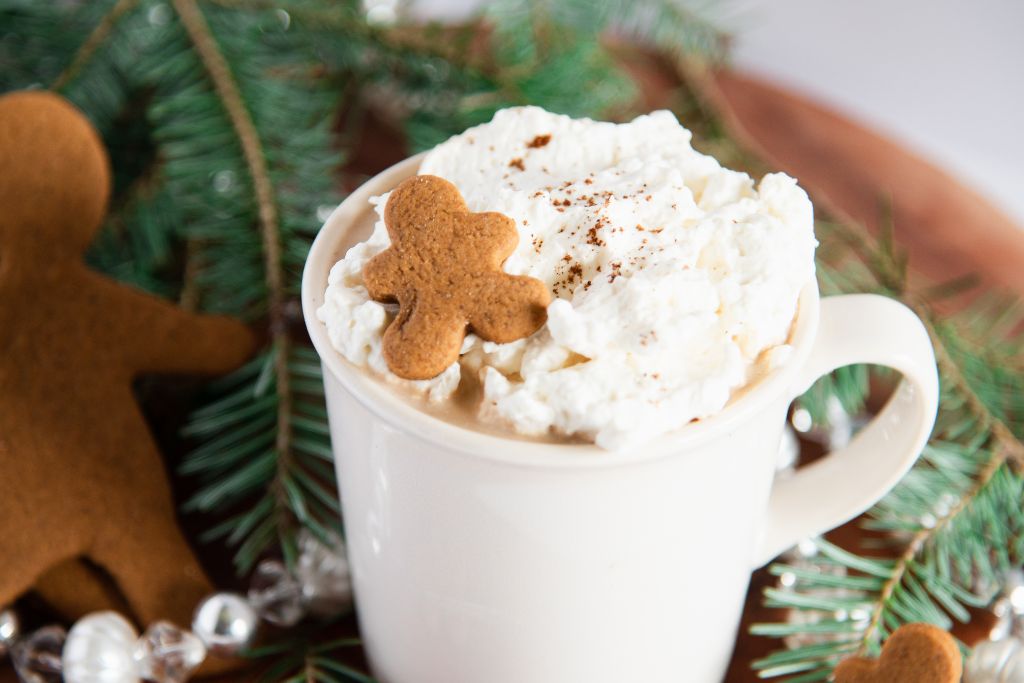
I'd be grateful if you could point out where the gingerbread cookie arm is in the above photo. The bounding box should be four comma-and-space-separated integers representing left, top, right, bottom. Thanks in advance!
467, 212, 519, 268
92, 274, 254, 375
362, 248, 404, 303
469, 273, 550, 344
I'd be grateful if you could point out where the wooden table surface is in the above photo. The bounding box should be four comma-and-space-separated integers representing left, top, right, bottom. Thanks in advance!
2, 66, 1020, 683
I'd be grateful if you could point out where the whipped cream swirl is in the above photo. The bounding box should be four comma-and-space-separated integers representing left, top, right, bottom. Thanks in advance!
318, 106, 816, 449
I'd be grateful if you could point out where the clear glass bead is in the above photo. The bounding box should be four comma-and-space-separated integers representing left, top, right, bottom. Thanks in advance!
248, 560, 304, 627
990, 570, 1024, 642
191, 593, 257, 656
992, 597, 1016, 641
134, 621, 206, 683
11, 626, 66, 683
295, 530, 353, 618
966, 637, 1024, 683
0, 608, 19, 657
774, 424, 799, 476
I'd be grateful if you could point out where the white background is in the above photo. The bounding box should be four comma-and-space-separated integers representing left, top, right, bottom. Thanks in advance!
410, 0, 1024, 229
721, 0, 1024, 228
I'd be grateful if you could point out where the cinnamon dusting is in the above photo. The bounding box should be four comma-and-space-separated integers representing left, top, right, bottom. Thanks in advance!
526, 134, 552, 148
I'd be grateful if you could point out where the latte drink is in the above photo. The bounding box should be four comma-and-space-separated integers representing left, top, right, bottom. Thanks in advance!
318, 106, 816, 450
302, 107, 938, 683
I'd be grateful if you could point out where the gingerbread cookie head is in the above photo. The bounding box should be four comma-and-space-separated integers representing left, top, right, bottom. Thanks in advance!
0, 91, 110, 257
362, 174, 551, 380
834, 623, 962, 683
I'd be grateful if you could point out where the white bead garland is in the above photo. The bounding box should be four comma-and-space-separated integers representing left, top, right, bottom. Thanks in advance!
62, 612, 140, 683
191, 593, 258, 655
0, 607, 19, 655
3, 533, 355, 681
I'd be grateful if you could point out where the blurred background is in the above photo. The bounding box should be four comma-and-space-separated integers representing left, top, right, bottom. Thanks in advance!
413, 0, 1024, 228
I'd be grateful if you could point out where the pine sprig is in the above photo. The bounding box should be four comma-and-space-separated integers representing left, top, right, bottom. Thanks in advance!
753, 445, 1023, 680
376, 0, 727, 150
659, 42, 1024, 682
51, 0, 141, 91
748, 218, 1024, 679
183, 345, 340, 572
0, 0, 114, 92
159, 0, 343, 570
246, 633, 373, 683
3, 0, 345, 571
487, 0, 727, 66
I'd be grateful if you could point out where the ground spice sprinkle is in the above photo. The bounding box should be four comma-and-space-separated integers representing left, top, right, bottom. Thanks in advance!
526, 134, 552, 148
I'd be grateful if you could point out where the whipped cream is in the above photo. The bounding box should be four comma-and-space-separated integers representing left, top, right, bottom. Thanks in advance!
318, 106, 816, 449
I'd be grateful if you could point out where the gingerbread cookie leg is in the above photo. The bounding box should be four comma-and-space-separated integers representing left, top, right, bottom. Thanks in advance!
0, 431, 98, 613
0, 501, 92, 617
90, 524, 245, 677
89, 492, 211, 627
75, 395, 214, 627
381, 299, 466, 380
33, 558, 132, 622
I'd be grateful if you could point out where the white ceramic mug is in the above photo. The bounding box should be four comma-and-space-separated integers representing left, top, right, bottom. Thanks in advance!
302, 155, 939, 683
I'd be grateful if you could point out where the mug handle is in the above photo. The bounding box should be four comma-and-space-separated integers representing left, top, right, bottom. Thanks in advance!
752, 294, 939, 567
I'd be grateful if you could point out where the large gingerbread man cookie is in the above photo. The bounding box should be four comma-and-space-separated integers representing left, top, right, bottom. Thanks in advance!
363, 174, 550, 380
0, 91, 254, 629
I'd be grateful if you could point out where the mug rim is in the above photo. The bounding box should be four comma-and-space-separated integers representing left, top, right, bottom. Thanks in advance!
301, 154, 821, 469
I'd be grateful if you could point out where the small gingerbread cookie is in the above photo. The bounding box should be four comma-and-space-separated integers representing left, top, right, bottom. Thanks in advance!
834, 623, 962, 683
363, 174, 550, 380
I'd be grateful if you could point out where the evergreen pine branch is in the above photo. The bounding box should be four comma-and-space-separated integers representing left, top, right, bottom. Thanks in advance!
1, 0, 109, 91
86, 180, 184, 298
660, 45, 1024, 682
745, 195, 1024, 680
170, 0, 282, 309
182, 345, 340, 573
1, 0, 186, 295
487, 0, 727, 64
54, 3, 143, 136
170, 0, 304, 568
753, 446, 1023, 679
922, 312, 1024, 471
3, 0, 345, 573
50, 0, 140, 91
160, 0, 343, 572
246, 631, 375, 683
857, 446, 1009, 649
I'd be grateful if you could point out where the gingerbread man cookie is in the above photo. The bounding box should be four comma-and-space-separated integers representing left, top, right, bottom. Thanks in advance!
363, 174, 551, 380
0, 91, 254, 630
834, 622, 962, 683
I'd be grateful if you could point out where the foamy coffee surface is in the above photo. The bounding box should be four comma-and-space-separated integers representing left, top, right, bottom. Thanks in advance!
318, 107, 817, 450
